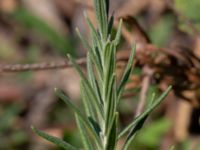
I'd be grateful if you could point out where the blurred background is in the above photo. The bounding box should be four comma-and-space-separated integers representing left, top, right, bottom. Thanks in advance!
0, 0, 200, 149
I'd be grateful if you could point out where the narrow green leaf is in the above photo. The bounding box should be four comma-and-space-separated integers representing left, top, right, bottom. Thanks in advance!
114, 19, 123, 46
75, 114, 94, 150
55, 89, 102, 148
90, 39, 104, 79
103, 43, 116, 96
105, 0, 110, 16
106, 112, 118, 150
102, 42, 117, 136
76, 25, 103, 77
99, 0, 108, 38
105, 74, 116, 133
80, 80, 94, 118
122, 115, 148, 150
85, 13, 103, 52
118, 86, 172, 139
147, 93, 156, 108
76, 28, 91, 51
93, 0, 108, 39
68, 55, 104, 119
85, 14, 101, 48
88, 27, 104, 77
170, 146, 175, 150
32, 127, 78, 150
89, 48, 103, 80
81, 80, 103, 121
76, 26, 103, 79
108, 15, 114, 35
87, 53, 103, 105
122, 89, 171, 149
56, 89, 86, 122
117, 46, 135, 102
88, 117, 102, 136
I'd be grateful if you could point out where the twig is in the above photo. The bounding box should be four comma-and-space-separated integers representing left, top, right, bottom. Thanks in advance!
0, 58, 86, 73
167, 2, 200, 35
0, 43, 199, 73
135, 65, 154, 116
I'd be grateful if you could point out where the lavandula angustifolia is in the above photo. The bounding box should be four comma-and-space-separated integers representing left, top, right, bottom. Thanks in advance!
32, 0, 172, 149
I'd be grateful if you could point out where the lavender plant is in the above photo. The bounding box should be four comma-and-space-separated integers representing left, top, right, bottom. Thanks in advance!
32, 0, 171, 149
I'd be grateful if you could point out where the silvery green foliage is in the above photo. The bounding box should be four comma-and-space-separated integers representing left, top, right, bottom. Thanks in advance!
32, 0, 171, 149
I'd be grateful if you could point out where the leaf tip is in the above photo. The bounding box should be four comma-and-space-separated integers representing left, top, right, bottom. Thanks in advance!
67, 54, 72, 60
31, 126, 37, 133
54, 87, 58, 92
75, 27, 79, 31
83, 11, 88, 18
119, 18, 123, 23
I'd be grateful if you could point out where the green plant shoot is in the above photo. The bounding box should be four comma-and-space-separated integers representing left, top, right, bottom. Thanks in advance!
32, 0, 172, 149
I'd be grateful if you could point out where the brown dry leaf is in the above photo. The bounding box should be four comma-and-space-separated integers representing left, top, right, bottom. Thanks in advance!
117, 0, 151, 17
0, 0, 17, 13
120, 16, 150, 44
186, 71, 200, 85
147, 0, 167, 24
160, 93, 176, 149
122, 16, 150, 43
194, 36, 200, 59
0, 83, 22, 103
54, 0, 77, 19
174, 100, 192, 141
182, 90, 199, 107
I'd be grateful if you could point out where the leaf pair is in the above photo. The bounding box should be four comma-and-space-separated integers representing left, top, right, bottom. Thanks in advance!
119, 86, 172, 149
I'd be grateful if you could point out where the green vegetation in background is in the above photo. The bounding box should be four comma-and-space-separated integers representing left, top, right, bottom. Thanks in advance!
63, 130, 82, 149
0, 104, 22, 134
0, 36, 16, 60
50, 98, 75, 125
175, 0, 200, 22
149, 0, 200, 43
25, 46, 40, 63
175, 0, 200, 33
175, 139, 200, 150
12, 8, 76, 56
145, 85, 159, 109
149, 15, 174, 47
131, 118, 171, 149
0, 104, 28, 149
